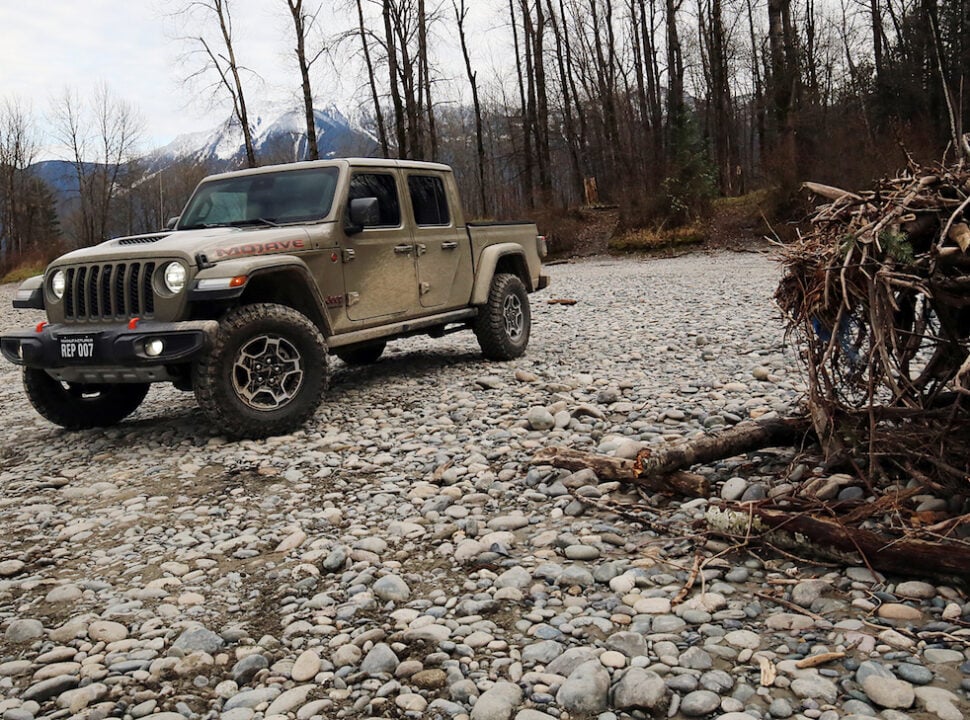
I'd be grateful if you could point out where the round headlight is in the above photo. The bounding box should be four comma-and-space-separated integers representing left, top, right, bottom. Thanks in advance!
51, 270, 66, 300
163, 262, 187, 294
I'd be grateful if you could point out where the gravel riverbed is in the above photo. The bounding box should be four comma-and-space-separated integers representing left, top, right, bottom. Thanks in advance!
1, 252, 968, 720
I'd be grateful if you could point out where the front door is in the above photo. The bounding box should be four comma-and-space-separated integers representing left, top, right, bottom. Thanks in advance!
340, 172, 418, 322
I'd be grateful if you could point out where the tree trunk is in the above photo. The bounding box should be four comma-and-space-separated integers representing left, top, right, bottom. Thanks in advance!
215, 0, 256, 167
665, 0, 685, 145
455, 0, 488, 216
510, 0, 534, 208
357, 0, 389, 156
287, 0, 319, 161
418, 0, 437, 159
532, 446, 711, 496
766, 0, 797, 189
549, 0, 585, 201
382, 0, 407, 157
533, 417, 813, 498
870, 0, 883, 89
717, 505, 970, 580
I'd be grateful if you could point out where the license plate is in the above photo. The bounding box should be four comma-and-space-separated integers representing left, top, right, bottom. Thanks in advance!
59, 336, 96, 361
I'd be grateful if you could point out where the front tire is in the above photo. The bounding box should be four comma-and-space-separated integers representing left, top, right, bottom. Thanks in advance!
474, 273, 531, 360
193, 303, 328, 439
23, 369, 149, 430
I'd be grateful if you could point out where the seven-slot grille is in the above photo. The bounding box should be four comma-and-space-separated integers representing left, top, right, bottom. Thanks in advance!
62, 262, 156, 321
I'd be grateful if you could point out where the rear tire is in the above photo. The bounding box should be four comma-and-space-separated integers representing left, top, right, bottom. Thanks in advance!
334, 341, 386, 366
23, 369, 149, 430
474, 273, 531, 360
192, 303, 328, 439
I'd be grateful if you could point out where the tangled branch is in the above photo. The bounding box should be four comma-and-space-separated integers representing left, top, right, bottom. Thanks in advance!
776, 162, 970, 491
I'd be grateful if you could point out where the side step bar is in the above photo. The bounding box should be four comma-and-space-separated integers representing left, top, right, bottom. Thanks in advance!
327, 308, 478, 349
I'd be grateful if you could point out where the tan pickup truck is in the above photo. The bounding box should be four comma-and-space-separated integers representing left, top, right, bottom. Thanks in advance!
1, 158, 549, 438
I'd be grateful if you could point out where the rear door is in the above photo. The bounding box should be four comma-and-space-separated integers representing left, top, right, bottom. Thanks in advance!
340, 171, 418, 321
406, 173, 472, 310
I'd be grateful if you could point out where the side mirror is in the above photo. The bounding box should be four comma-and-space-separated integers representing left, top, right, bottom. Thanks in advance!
165, 216, 180, 230
346, 197, 380, 235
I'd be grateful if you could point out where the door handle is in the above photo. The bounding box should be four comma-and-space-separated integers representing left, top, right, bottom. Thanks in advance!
394, 244, 413, 255
441, 241, 459, 250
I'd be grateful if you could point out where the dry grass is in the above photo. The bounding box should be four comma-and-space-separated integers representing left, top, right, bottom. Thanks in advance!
1, 261, 47, 285
608, 222, 705, 253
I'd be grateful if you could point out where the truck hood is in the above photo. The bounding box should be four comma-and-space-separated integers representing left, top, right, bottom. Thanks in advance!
53, 225, 330, 267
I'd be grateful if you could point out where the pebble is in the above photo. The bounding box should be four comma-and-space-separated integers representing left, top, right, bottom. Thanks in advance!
877, 604, 923, 623
613, 668, 666, 710
5, 619, 44, 643
0, 559, 26, 576
471, 681, 522, 720
896, 663, 933, 685
0, 256, 966, 720
681, 690, 722, 716
863, 675, 915, 708
361, 643, 399, 675
373, 573, 411, 602
556, 661, 610, 714
924, 649, 964, 664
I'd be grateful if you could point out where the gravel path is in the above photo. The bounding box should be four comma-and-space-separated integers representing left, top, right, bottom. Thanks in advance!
1, 252, 967, 720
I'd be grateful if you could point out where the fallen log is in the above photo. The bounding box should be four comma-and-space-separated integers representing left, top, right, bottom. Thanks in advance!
634, 416, 812, 477
531, 446, 709, 497
802, 181, 862, 202
532, 416, 813, 498
707, 503, 970, 580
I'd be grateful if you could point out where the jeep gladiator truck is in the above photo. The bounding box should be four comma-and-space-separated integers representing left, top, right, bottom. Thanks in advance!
1, 158, 549, 438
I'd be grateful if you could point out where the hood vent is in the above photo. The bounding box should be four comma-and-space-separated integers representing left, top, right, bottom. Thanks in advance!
117, 233, 170, 246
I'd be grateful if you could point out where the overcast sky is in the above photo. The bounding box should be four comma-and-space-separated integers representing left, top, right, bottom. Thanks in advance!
0, 1, 367, 156
1, 1, 501, 160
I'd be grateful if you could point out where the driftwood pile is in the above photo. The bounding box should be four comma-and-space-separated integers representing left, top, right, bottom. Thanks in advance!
532, 163, 970, 581
776, 164, 970, 492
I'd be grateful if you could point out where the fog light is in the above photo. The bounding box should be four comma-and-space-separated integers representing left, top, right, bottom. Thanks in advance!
145, 338, 165, 357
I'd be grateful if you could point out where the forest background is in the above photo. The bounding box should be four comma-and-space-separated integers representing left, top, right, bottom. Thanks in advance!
1, 0, 968, 276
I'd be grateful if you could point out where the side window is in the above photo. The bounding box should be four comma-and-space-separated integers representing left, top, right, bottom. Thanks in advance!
408, 175, 451, 226
348, 173, 401, 227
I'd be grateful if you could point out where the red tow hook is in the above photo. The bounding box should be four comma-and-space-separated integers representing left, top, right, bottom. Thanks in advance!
35, 321, 48, 333
128, 317, 141, 330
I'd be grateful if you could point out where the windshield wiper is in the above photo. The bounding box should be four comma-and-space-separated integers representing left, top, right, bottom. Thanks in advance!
229, 217, 280, 227
180, 218, 280, 230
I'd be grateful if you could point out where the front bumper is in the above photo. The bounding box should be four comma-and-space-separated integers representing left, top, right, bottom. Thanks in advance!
0, 320, 219, 383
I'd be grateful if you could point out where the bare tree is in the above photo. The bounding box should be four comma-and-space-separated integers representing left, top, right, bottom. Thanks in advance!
356, 0, 390, 155
454, 0, 488, 215
929, 12, 970, 160
766, 0, 798, 188
666, 0, 686, 136
283, 0, 328, 160
179, 0, 258, 167
0, 99, 38, 259
50, 85, 142, 248
698, 0, 739, 193
546, 0, 584, 200
381, 0, 408, 156
370, 0, 440, 159
509, 0, 534, 206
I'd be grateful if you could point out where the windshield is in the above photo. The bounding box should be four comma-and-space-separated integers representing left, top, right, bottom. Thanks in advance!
179, 166, 339, 230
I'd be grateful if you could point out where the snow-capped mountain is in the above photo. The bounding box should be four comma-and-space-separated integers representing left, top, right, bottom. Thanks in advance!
27, 101, 382, 230
152, 101, 379, 168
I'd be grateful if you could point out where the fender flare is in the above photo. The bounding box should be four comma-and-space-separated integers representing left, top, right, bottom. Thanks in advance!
471, 244, 530, 305
190, 256, 333, 336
